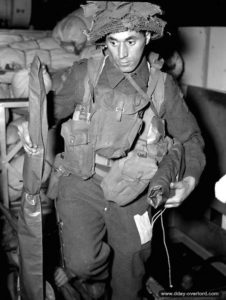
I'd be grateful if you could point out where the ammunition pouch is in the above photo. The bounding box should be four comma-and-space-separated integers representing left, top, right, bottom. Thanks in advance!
61, 119, 95, 179
91, 89, 148, 159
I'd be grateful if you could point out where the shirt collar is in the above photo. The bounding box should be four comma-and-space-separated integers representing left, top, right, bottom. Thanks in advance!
104, 55, 150, 89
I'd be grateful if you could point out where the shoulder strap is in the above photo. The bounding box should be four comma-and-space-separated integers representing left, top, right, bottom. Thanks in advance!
82, 53, 107, 105
148, 68, 166, 115
147, 67, 166, 115
146, 69, 160, 98
124, 68, 164, 116
147, 52, 166, 115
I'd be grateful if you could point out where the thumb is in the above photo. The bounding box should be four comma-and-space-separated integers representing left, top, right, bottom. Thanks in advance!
42, 65, 52, 94
21, 121, 32, 146
170, 181, 183, 189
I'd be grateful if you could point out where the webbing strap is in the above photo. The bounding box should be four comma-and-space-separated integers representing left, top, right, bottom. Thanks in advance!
124, 70, 160, 117
147, 68, 161, 99
83, 53, 107, 105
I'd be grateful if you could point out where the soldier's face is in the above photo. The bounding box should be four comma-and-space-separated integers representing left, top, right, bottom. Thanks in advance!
106, 31, 150, 73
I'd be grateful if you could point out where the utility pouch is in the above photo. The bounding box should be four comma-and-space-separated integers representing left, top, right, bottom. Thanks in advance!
61, 117, 95, 179
101, 150, 158, 206
92, 109, 143, 158
46, 153, 70, 199
147, 136, 173, 162
143, 112, 173, 162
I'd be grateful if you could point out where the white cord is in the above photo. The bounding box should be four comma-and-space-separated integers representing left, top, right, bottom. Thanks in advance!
160, 212, 173, 289
152, 207, 165, 225
151, 207, 173, 289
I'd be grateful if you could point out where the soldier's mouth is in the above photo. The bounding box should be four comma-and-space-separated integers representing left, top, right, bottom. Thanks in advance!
119, 62, 130, 67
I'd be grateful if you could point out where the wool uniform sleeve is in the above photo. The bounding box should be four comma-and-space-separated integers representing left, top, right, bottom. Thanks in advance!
51, 59, 88, 122
161, 74, 206, 184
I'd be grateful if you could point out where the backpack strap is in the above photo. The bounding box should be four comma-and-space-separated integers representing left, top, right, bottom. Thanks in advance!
72, 54, 106, 120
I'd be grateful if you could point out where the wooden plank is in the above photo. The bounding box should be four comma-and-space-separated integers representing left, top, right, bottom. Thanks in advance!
170, 228, 226, 277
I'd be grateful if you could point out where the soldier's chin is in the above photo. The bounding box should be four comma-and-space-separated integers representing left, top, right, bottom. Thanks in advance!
119, 64, 135, 73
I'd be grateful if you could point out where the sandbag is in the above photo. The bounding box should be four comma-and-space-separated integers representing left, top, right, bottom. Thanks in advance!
36, 37, 61, 50
26, 49, 51, 67
0, 47, 25, 70
79, 45, 104, 60
0, 82, 11, 97
53, 14, 88, 51
6, 123, 20, 145
10, 40, 39, 50
10, 37, 61, 50
8, 154, 24, 202
52, 6, 94, 52
50, 48, 79, 70
11, 68, 29, 98
11, 66, 52, 98
0, 33, 23, 46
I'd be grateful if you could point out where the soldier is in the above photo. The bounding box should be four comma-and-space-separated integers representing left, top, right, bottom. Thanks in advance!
18, 2, 205, 299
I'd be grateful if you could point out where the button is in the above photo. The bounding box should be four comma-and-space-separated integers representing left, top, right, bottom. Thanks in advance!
137, 151, 147, 158
26, 194, 35, 205
135, 96, 141, 106
27, 195, 32, 200
70, 137, 75, 144
58, 166, 64, 172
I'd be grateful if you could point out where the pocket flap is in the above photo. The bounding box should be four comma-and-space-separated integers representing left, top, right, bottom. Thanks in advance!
67, 131, 88, 145
61, 119, 89, 145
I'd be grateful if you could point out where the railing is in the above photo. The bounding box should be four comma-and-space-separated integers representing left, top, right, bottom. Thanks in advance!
0, 98, 28, 208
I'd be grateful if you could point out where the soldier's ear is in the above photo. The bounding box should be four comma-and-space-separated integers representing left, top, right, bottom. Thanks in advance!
145, 32, 151, 45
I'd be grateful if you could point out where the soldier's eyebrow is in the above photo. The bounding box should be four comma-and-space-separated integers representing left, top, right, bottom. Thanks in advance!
106, 36, 117, 42
107, 35, 138, 42
125, 36, 138, 41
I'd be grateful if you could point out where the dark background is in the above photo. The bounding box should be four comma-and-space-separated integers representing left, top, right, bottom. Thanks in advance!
30, 0, 226, 30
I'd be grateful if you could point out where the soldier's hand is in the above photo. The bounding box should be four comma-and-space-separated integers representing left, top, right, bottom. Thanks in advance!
42, 65, 52, 94
164, 176, 195, 208
17, 121, 39, 155
54, 267, 69, 288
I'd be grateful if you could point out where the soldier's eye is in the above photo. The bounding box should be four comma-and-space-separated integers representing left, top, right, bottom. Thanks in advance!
127, 40, 135, 46
108, 40, 118, 46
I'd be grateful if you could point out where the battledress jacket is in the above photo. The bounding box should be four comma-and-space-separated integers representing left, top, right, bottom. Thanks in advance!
51, 55, 206, 184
